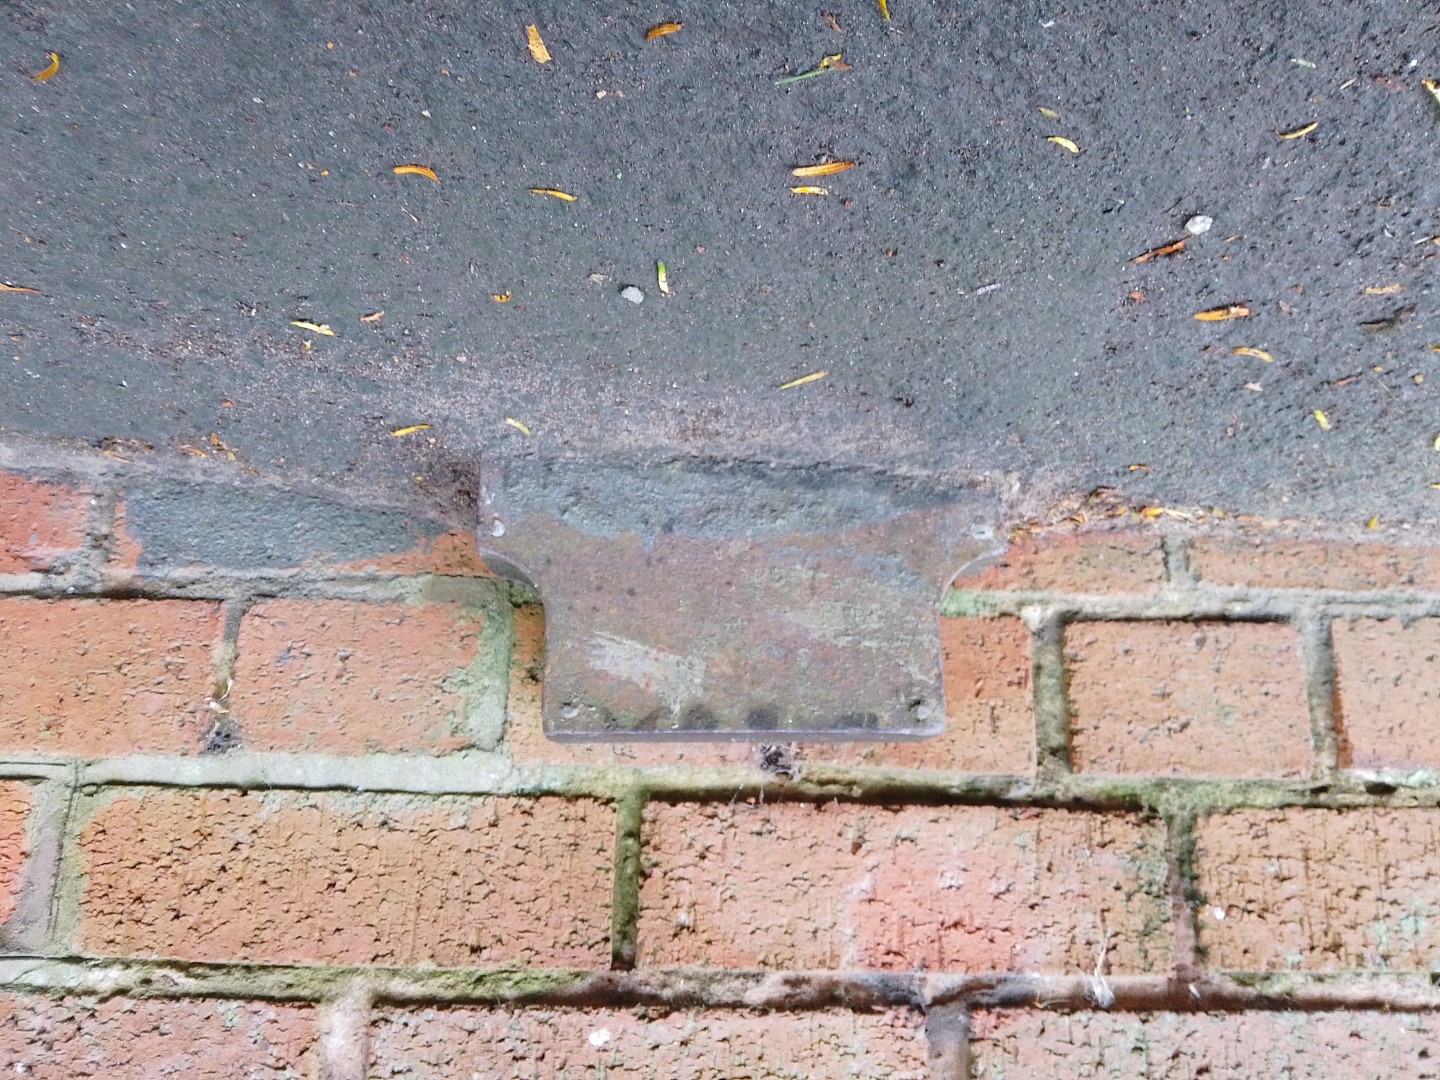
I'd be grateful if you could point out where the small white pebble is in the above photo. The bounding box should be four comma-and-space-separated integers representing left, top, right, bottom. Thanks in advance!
1185, 215, 1214, 236
1211, 906, 1226, 921
620, 285, 645, 304
588, 1028, 613, 1047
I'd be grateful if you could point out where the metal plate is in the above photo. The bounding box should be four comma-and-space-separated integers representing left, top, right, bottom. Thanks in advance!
479, 455, 1001, 740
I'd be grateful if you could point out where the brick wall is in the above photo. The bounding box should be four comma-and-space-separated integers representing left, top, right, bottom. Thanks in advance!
0, 467, 1438, 1077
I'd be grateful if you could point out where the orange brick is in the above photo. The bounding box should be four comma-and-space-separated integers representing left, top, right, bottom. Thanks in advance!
1190, 539, 1440, 591
970, 1010, 1440, 1079
332, 529, 493, 576
1065, 621, 1311, 778
638, 803, 1167, 972
812, 615, 1034, 773
1333, 617, 1440, 770
0, 783, 30, 926
230, 598, 482, 754
0, 474, 89, 574
0, 598, 222, 756
77, 789, 613, 967
1195, 808, 1440, 971
0, 995, 314, 1078
371, 1006, 925, 1078
957, 532, 1164, 593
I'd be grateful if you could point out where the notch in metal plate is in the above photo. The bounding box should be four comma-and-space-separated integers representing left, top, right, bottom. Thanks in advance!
478, 455, 1002, 741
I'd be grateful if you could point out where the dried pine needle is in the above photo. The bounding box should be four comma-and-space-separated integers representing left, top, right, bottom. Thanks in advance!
792, 160, 856, 177
1193, 304, 1251, 321
789, 185, 830, 195
1231, 347, 1273, 362
289, 319, 336, 335
1276, 122, 1318, 139
30, 52, 60, 82
528, 187, 577, 200
393, 164, 439, 182
778, 370, 827, 389
390, 424, 431, 437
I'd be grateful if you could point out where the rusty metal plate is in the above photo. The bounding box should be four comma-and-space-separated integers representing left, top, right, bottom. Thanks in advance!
478, 456, 1001, 740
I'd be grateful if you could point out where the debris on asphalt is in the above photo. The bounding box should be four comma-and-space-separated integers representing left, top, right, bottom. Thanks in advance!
505, 417, 532, 436
1127, 463, 1150, 471
359, 310, 385, 323
1360, 305, 1416, 332
878, 0, 890, 21
1244, 382, 1263, 392
775, 53, 850, 85
1423, 80, 1440, 107
1185, 215, 1213, 235
621, 285, 645, 304
973, 282, 1002, 296
528, 187, 576, 200
657, 262, 670, 295
645, 21, 683, 41
1232, 347, 1273, 362
1193, 304, 1251, 321
1038, 107, 1061, 119
29, 52, 60, 82
1276, 122, 1318, 140
289, 319, 336, 335
789, 185, 829, 195
1363, 283, 1404, 295
490, 292, 512, 302
792, 160, 856, 177
1046, 136, 1082, 154
1130, 238, 1186, 263
526, 25, 552, 63
779, 370, 827, 389
390, 423, 431, 437
820, 12, 843, 32
1313, 410, 1331, 430
392, 164, 439, 182
586, 273, 608, 284
1289, 58, 1316, 68
0, 283, 40, 294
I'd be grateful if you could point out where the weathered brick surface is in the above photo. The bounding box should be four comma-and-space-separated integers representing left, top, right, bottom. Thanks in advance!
230, 598, 482, 754
1332, 616, 1440, 770
77, 790, 614, 967
1065, 620, 1311, 778
638, 802, 1168, 971
0, 995, 315, 1079
370, 1006, 926, 1078
0, 783, 30, 926
0, 474, 89, 574
957, 532, 1164, 593
1190, 538, 1440, 591
0, 598, 222, 755
969, 1010, 1440, 1079
815, 615, 1034, 773
334, 528, 493, 575
1195, 808, 1440, 971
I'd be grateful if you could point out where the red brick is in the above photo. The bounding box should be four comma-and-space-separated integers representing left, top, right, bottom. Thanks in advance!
0, 783, 30, 926
371, 1006, 925, 1078
105, 500, 143, 571
969, 1010, 1439, 1079
638, 803, 1167, 971
0, 598, 222, 756
957, 532, 1164, 593
0, 994, 314, 1079
812, 615, 1035, 773
1333, 617, 1440, 770
1190, 538, 1440, 591
77, 789, 613, 967
1195, 808, 1440, 971
1065, 621, 1311, 778
230, 598, 482, 754
332, 528, 493, 576
0, 474, 89, 574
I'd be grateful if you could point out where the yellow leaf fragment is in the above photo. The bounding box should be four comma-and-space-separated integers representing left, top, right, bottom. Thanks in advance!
645, 21, 683, 40
393, 163, 439, 182
792, 160, 856, 177
778, 369, 827, 389
490, 292, 512, 302
1127, 463, 1151, 471
389, 423, 431, 437
878, 0, 890, 20
526, 25, 552, 63
1313, 409, 1331, 430
1423, 80, 1440, 106
1431, 482, 1440, 490
1038, 107, 1062, 119
657, 261, 670, 295
30, 52, 60, 82
1276, 121, 1318, 140
1193, 304, 1251, 321
1231, 346, 1273, 362
528, 187, 577, 200
359, 310, 385, 323
1363, 283, 1404, 295
0, 283, 40, 294
1046, 135, 1081, 154
290, 319, 336, 336
1366, 515, 1380, 529
505, 416, 532, 436
817, 53, 850, 71
789, 185, 830, 195
1432, 433, 1440, 451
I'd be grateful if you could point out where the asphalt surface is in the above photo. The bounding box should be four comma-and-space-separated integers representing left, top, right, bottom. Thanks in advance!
2, 0, 1438, 527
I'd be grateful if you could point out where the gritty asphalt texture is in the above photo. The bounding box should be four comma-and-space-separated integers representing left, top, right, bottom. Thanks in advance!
2, 1, 1438, 528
